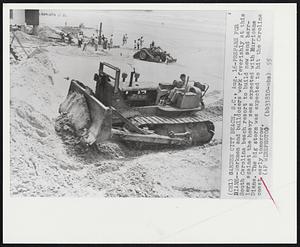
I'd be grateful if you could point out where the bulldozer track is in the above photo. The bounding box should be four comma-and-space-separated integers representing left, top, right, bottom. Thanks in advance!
130, 110, 222, 127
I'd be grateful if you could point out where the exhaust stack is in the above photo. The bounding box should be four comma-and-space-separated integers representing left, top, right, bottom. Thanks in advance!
129, 68, 135, 87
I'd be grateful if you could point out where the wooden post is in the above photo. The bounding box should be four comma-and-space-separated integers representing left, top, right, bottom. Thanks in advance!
10, 45, 20, 61
98, 22, 102, 45
13, 31, 30, 58
129, 70, 135, 87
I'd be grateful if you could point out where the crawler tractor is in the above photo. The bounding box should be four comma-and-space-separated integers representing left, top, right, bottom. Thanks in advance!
133, 47, 177, 63
59, 62, 215, 147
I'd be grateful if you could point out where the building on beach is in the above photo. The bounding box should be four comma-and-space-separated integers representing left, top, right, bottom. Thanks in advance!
10, 9, 39, 34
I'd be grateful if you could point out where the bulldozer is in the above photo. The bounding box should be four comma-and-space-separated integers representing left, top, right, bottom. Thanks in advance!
58, 62, 215, 147
133, 46, 177, 63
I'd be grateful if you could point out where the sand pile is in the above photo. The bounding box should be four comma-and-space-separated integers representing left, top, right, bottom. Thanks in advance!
10, 50, 93, 196
206, 98, 223, 116
57, 26, 81, 36
58, 91, 91, 132
10, 49, 128, 196
54, 113, 99, 162
10, 31, 44, 63
88, 143, 222, 198
10, 49, 58, 117
55, 112, 127, 162
11, 30, 39, 42
55, 90, 126, 161
37, 26, 61, 41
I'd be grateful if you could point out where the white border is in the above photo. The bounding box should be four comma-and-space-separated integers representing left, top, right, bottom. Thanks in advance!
3, 3, 297, 243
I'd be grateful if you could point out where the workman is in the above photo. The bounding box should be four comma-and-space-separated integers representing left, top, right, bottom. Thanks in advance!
140, 36, 144, 48
122, 34, 126, 46
63, 33, 68, 43
67, 33, 72, 44
82, 37, 89, 51
109, 35, 113, 49
103, 38, 108, 49
60, 32, 65, 41
150, 41, 155, 48
78, 32, 83, 47
168, 74, 187, 104
91, 33, 96, 47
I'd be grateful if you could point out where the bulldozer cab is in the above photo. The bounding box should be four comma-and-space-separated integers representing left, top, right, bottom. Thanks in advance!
93, 62, 159, 108
93, 62, 120, 107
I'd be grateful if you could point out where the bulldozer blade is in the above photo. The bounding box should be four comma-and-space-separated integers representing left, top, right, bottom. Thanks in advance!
59, 80, 112, 145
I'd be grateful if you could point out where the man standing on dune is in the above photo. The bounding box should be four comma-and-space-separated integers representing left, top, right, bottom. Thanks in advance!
122, 34, 126, 46
77, 31, 83, 48
109, 35, 113, 49
140, 36, 144, 48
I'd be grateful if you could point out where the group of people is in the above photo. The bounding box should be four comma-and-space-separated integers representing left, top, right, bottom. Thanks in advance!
100, 34, 113, 50
133, 38, 157, 51
62, 29, 162, 55
77, 31, 97, 51
77, 31, 84, 47
134, 36, 144, 50
75, 31, 152, 52
150, 40, 155, 48
76, 31, 115, 51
